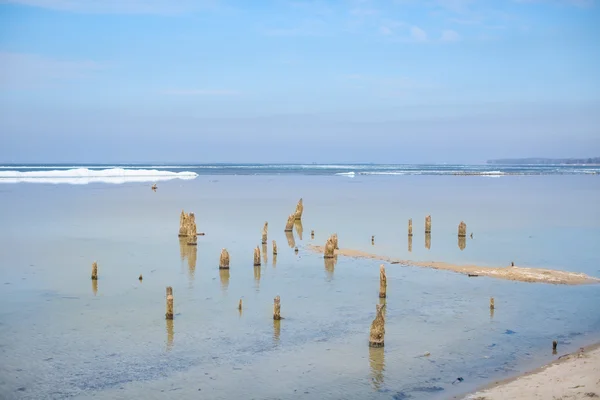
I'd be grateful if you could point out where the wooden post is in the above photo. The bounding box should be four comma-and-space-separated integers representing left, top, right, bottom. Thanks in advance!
425, 215, 431, 234
490, 297, 495, 310
369, 304, 385, 348
458, 221, 467, 237
284, 214, 295, 232
238, 299, 243, 311
552, 340, 558, 352
371, 235, 375, 245
219, 248, 230, 269
311, 230, 315, 239
272, 240, 278, 255
294, 198, 303, 220
324, 235, 335, 258
166, 286, 174, 320
379, 265, 387, 298
408, 218, 413, 236
91, 262, 98, 280
253, 246, 261, 266
273, 295, 282, 320
262, 222, 268, 244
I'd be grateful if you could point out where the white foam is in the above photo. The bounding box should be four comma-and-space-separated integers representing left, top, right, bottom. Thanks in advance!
0, 168, 198, 185
335, 171, 356, 177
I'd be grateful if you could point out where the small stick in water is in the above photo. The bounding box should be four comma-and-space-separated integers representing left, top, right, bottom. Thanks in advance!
139, 274, 143, 281
238, 299, 243, 311
371, 235, 375, 245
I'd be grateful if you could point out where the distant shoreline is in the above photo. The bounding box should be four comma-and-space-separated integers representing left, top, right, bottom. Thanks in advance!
487, 157, 600, 165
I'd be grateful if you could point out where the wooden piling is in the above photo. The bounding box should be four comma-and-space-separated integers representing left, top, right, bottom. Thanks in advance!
272, 240, 278, 255
273, 295, 282, 320
490, 297, 495, 310
408, 218, 413, 236
219, 248, 230, 269
91, 262, 98, 280
253, 246, 261, 266
166, 286, 174, 320
458, 221, 467, 237
369, 304, 385, 348
379, 264, 387, 299
425, 215, 431, 234
262, 222, 268, 244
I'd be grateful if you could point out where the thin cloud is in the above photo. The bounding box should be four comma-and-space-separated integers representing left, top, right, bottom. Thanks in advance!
441, 29, 461, 41
410, 26, 428, 41
2, 0, 219, 14
0, 52, 104, 90
162, 89, 240, 96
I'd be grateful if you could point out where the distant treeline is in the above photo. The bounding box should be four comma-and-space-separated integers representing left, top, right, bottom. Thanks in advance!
487, 157, 600, 165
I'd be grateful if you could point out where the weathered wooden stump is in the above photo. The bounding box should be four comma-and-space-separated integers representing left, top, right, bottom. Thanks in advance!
262, 222, 268, 244
408, 218, 413, 236
166, 287, 174, 320
369, 304, 386, 348
284, 214, 295, 232
458, 221, 467, 237
379, 265, 387, 298
219, 248, 230, 269
425, 215, 431, 234
273, 295, 282, 320
294, 198, 303, 220
490, 297, 495, 310
253, 246, 261, 266
272, 240, 278, 255
91, 262, 98, 280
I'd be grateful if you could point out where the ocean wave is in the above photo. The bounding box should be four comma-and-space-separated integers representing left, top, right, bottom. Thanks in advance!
0, 168, 198, 185
335, 171, 356, 177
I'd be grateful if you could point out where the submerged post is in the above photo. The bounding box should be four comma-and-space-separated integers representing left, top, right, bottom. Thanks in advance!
284, 214, 295, 232
91, 262, 98, 280
254, 246, 261, 266
408, 218, 413, 236
219, 248, 230, 269
458, 221, 467, 237
262, 222, 268, 245
379, 264, 387, 299
273, 295, 282, 320
369, 304, 385, 348
294, 198, 303, 220
166, 286, 174, 320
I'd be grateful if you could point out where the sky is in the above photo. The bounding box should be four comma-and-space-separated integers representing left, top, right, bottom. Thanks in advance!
0, 0, 599, 164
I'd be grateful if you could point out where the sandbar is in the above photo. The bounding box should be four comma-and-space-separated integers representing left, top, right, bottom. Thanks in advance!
306, 245, 600, 285
460, 343, 600, 399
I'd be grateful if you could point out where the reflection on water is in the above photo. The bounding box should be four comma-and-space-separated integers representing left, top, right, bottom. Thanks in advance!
295, 220, 303, 240
458, 236, 466, 251
369, 346, 385, 391
285, 231, 296, 248
324, 256, 337, 280
166, 319, 174, 352
408, 235, 413, 253
254, 266, 261, 290
262, 243, 268, 265
179, 238, 197, 282
425, 233, 431, 250
490, 307, 495, 320
92, 279, 97, 296
273, 254, 277, 268
273, 319, 281, 345
219, 269, 230, 291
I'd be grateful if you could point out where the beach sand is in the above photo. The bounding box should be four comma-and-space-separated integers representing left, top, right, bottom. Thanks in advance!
307, 245, 600, 285
461, 343, 600, 400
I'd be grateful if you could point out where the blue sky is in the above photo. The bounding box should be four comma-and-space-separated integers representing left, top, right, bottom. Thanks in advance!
0, 0, 599, 163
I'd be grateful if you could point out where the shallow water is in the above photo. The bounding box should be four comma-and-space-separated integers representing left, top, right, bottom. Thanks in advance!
0, 174, 599, 400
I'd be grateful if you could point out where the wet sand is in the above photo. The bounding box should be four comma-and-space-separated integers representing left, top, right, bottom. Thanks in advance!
307, 245, 600, 285
460, 343, 600, 400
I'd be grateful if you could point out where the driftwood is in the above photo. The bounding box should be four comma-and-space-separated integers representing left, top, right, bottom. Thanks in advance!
369, 304, 385, 348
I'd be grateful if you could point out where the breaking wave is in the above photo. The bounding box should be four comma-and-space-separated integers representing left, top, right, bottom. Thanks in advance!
0, 168, 198, 185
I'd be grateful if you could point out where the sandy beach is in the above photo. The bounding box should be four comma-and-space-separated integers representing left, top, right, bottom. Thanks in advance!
461, 343, 600, 399
307, 245, 600, 285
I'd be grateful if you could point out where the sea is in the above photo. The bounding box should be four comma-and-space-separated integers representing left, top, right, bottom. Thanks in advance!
0, 163, 599, 400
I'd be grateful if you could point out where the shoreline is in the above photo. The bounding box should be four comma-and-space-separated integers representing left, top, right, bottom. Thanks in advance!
458, 341, 600, 399
306, 245, 600, 285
